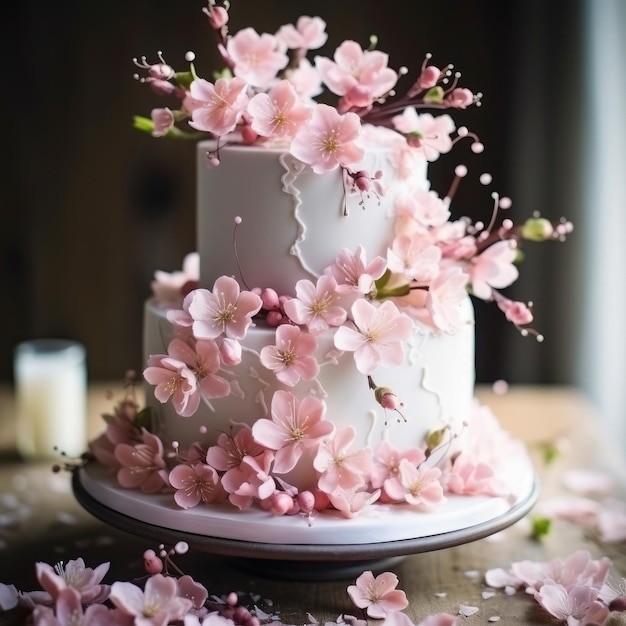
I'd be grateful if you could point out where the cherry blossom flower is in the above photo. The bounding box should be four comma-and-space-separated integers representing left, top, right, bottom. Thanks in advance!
315, 40, 398, 107
35, 558, 110, 605
425, 267, 470, 334
392, 109, 455, 161
114, 429, 167, 493
283, 275, 347, 333
284, 57, 324, 100
326, 246, 387, 297
534, 583, 601, 625
383, 459, 445, 507
151, 107, 175, 137
184, 276, 263, 340
109, 573, 192, 625
31, 587, 117, 626
334, 299, 412, 375
276, 16, 328, 51
387, 233, 442, 283
188, 76, 250, 136
151, 252, 199, 307
327, 486, 380, 519
227, 27, 289, 89
168, 463, 226, 508
252, 390, 334, 474
143, 351, 197, 417
314, 426, 372, 492
248, 80, 311, 139
259, 323, 320, 386
396, 188, 451, 230
206, 426, 265, 474
370, 440, 426, 490
144, 337, 230, 417
469, 240, 519, 300
290, 104, 365, 173
445, 451, 500, 496
221, 450, 276, 509
347, 570, 408, 619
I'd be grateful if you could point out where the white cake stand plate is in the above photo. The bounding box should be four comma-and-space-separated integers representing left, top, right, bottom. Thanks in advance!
73, 455, 539, 580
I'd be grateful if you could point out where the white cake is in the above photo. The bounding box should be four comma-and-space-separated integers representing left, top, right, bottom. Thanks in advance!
83, 5, 571, 532
142, 133, 476, 493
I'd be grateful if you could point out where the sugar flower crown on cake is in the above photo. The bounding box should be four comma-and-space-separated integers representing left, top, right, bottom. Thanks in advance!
86, 1, 571, 520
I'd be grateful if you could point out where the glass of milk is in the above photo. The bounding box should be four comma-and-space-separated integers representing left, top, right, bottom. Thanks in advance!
14, 339, 87, 461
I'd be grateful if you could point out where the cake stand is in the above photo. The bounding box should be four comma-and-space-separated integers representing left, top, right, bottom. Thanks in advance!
72, 455, 539, 581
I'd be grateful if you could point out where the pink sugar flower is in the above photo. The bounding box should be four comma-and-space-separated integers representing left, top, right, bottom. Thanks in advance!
387, 233, 442, 283
314, 426, 372, 493
185, 276, 263, 340
469, 239, 519, 300
425, 267, 470, 334
392, 109, 455, 162
290, 103, 364, 173
206, 426, 265, 473
252, 390, 334, 474
248, 79, 311, 139
151, 252, 199, 307
383, 459, 445, 507
259, 323, 320, 386
398, 187, 451, 229
32, 588, 116, 625
534, 583, 601, 625
144, 337, 231, 417
283, 275, 347, 334
371, 441, 426, 490
347, 570, 408, 619
221, 450, 276, 509
114, 429, 167, 493
109, 574, 192, 625
334, 299, 412, 375
151, 107, 175, 137
445, 87, 474, 109
326, 245, 387, 296
35, 558, 110, 605
327, 486, 380, 519
143, 352, 197, 417
445, 451, 499, 496
188, 76, 249, 136
168, 463, 226, 508
284, 57, 324, 100
315, 40, 398, 106
227, 27, 289, 89
276, 16, 328, 51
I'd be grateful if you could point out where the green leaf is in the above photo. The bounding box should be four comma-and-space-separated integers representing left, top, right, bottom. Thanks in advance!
530, 516, 552, 540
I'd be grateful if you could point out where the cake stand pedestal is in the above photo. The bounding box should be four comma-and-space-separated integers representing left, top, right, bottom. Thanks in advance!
72, 460, 539, 581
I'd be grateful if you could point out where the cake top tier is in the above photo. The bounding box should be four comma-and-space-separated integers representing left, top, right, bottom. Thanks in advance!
138, 2, 572, 339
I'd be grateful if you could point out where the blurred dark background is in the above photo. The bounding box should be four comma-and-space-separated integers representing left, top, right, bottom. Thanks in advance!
1, 0, 583, 386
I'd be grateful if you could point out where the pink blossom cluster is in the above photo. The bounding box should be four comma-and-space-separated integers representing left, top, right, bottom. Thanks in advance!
90, 377, 523, 519
5, 547, 623, 625
134, 2, 480, 174
485, 550, 626, 625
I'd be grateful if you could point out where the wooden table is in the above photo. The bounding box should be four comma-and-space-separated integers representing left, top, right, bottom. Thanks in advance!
0, 383, 625, 624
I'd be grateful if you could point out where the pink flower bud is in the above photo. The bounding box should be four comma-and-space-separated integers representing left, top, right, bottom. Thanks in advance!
220, 338, 242, 365
269, 492, 294, 515
148, 79, 177, 97
149, 63, 174, 80
502, 301, 533, 326
445, 87, 474, 109
418, 65, 441, 89
208, 5, 229, 29
240, 125, 258, 144
297, 490, 316, 513
143, 549, 163, 575
261, 288, 280, 310
266, 310, 284, 326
